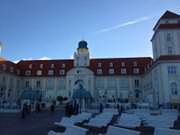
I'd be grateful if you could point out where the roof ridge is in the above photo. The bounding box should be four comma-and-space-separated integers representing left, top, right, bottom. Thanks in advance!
160, 10, 180, 19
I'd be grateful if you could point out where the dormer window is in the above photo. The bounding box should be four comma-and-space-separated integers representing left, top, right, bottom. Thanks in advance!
2, 64, 6, 70
25, 70, 31, 76
133, 68, 139, 74
133, 61, 137, 67
97, 69, 102, 75
147, 64, 150, 69
59, 69, 65, 75
121, 62, 125, 67
61, 63, 65, 68
109, 68, 114, 74
98, 63, 102, 67
40, 64, 43, 69
29, 64, 32, 69
48, 70, 54, 76
10, 67, 14, 73
50, 64, 54, 68
121, 68, 126, 74
36, 70, 42, 76
17, 69, 20, 75
109, 62, 113, 67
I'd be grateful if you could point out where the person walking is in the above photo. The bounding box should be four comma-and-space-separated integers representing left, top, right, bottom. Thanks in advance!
99, 103, 104, 113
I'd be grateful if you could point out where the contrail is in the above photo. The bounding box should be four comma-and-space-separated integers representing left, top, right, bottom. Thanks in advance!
95, 16, 150, 34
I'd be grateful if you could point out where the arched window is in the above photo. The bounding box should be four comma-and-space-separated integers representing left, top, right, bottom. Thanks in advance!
171, 82, 178, 95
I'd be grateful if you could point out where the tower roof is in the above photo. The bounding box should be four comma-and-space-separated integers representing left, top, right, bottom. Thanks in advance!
153, 10, 180, 31
160, 10, 180, 19
78, 40, 88, 49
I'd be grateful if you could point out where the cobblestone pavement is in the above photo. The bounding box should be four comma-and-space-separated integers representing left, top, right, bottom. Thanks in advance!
0, 109, 64, 135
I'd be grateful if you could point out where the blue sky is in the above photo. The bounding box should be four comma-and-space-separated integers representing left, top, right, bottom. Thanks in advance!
0, 0, 180, 62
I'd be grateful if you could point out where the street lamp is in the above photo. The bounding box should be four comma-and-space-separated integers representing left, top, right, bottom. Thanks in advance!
0, 41, 3, 57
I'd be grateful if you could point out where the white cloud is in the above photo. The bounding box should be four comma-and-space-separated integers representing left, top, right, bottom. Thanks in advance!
95, 16, 151, 34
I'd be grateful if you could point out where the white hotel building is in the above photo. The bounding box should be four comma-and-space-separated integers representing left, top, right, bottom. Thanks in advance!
0, 11, 180, 106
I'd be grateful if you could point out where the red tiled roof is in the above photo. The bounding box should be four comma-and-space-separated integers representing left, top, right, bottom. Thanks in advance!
153, 10, 180, 31
17, 59, 74, 76
0, 57, 153, 76
0, 60, 18, 74
158, 55, 180, 61
157, 24, 180, 29
90, 57, 152, 75
160, 10, 180, 19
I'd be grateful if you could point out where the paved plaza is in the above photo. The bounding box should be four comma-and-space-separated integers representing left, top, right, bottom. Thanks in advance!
0, 109, 64, 135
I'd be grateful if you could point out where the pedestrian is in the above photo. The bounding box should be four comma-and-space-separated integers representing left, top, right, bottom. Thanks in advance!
21, 103, 27, 119
69, 104, 73, 116
76, 103, 79, 114
65, 103, 69, 116
99, 103, 103, 113
117, 104, 121, 115
50, 103, 55, 113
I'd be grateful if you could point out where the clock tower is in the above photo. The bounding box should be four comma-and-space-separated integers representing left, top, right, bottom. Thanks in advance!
74, 40, 90, 67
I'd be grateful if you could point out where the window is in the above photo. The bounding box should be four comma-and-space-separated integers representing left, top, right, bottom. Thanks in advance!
48, 70, 54, 75
171, 82, 178, 95
166, 33, 172, 41
50, 64, 54, 68
29, 64, 32, 69
25, 70, 31, 76
121, 62, 125, 67
109, 62, 113, 67
133, 68, 139, 74
97, 69, 102, 75
36, 70, 42, 76
109, 69, 114, 74
133, 61, 137, 67
96, 78, 104, 88
10, 67, 14, 73
59, 69, 65, 75
165, 20, 169, 24
17, 69, 20, 75
168, 46, 173, 54
61, 63, 65, 68
58, 79, 65, 90
36, 81, 41, 88
107, 77, 116, 89
178, 20, 180, 24
135, 80, 139, 88
168, 66, 177, 75
47, 79, 54, 90
9, 78, 14, 88
121, 68, 126, 74
25, 81, 30, 88
40, 64, 43, 69
119, 79, 129, 90
2, 64, 6, 70
98, 63, 102, 67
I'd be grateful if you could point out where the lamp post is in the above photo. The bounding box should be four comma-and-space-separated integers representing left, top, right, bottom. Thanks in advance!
0, 41, 3, 57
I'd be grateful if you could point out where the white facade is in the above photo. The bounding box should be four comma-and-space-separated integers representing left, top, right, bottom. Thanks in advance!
0, 11, 180, 106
